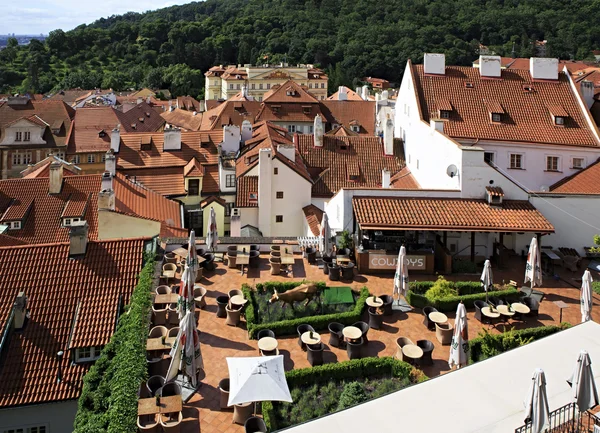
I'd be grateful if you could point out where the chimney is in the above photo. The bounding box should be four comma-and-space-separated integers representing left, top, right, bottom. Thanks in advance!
56, 351, 64, 383
423, 53, 446, 75
110, 126, 121, 153
314, 115, 324, 147
361, 85, 370, 101
69, 220, 89, 256
479, 55, 502, 78
146, 96, 151, 104
338, 86, 347, 101
277, 144, 295, 161
163, 127, 182, 151
430, 119, 444, 133
13, 292, 28, 330
581, 80, 594, 109
222, 125, 241, 153
258, 148, 273, 237
98, 172, 115, 211
530, 57, 558, 80
381, 169, 391, 189
355, 86, 362, 97
241, 120, 253, 143
104, 149, 116, 176
49, 161, 63, 194
136, 97, 143, 105
242, 84, 248, 98
383, 115, 394, 156
381, 90, 389, 101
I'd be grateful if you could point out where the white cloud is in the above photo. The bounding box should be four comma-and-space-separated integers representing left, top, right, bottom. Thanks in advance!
3, 1, 190, 34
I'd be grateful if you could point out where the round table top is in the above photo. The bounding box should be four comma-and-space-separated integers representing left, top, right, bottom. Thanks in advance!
482, 306, 501, 318
402, 344, 424, 359
342, 326, 362, 340
511, 303, 531, 314
429, 312, 448, 324
366, 297, 383, 308
496, 305, 516, 316
301, 332, 321, 345
230, 295, 247, 306
257, 337, 278, 351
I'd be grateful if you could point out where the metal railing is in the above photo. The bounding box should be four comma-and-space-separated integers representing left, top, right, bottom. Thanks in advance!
515, 402, 600, 433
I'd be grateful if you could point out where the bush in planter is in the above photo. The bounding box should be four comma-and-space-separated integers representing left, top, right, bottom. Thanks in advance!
424, 276, 457, 303
338, 230, 353, 250
337, 382, 367, 410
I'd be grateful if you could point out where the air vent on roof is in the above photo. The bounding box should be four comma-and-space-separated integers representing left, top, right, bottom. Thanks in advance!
139, 117, 145, 123
145, 112, 151, 117
523, 84, 534, 92
464, 82, 474, 89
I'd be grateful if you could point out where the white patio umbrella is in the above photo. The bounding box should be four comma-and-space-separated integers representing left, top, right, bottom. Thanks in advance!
480, 259, 493, 303
525, 237, 543, 289
523, 368, 550, 433
319, 213, 331, 256
448, 302, 468, 369
226, 355, 292, 406
567, 350, 599, 412
581, 270, 594, 323
393, 245, 409, 304
206, 207, 218, 252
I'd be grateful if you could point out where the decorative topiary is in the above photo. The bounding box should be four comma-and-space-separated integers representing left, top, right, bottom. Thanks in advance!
424, 276, 457, 302
337, 381, 368, 411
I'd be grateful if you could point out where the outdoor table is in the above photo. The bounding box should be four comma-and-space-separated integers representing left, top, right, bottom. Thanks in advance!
554, 300, 569, 322
146, 336, 177, 351
230, 295, 247, 308
511, 303, 530, 315
402, 344, 424, 365
301, 332, 321, 346
429, 312, 448, 325
154, 293, 179, 304
366, 297, 383, 308
496, 305, 516, 321
342, 326, 362, 342
482, 307, 501, 328
336, 257, 351, 264
258, 337, 278, 352
237, 245, 250, 275
138, 395, 182, 416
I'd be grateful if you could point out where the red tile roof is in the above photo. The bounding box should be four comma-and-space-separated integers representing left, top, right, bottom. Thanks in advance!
68, 107, 120, 154
161, 108, 204, 131
263, 80, 319, 104
321, 101, 377, 135
255, 101, 325, 124
486, 186, 505, 197
390, 167, 420, 189
296, 135, 406, 197
0, 238, 147, 408
220, 66, 248, 80
327, 86, 365, 101
236, 176, 258, 207
549, 158, 600, 194
411, 62, 599, 147
123, 168, 185, 196
21, 157, 81, 179
201, 99, 260, 130
352, 196, 554, 233
302, 204, 323, 236
177, 96, 201, 112
116, 102, 165, 133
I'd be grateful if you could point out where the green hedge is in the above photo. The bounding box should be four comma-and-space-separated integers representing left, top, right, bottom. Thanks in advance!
593, 281, 600, 295
468, 324, 570, 363
405, 281, 521, 312
74, 259, 155, 433
242, 282, 370, 338
262, 357, 424, 432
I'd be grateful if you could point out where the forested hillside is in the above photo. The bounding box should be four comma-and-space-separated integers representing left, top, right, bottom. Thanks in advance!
1, 0, 600, 97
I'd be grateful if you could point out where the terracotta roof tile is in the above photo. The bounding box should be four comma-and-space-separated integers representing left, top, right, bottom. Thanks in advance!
177, 96, 201, 112
549, 157, 600, 194
321, 101, 376, 135
236, 176, 258, 207
61, 193, 90, 218
202, 165, 220, 194
67, 107, 120, 154
201, 195, 226, 207
161, 108, 204, 131
1, 198, 34, 221
0, 238, 146, 408
486, 186, 505, 197
302, 204, 323, 236
390, 167, 420, 189
263, 80, 319, 104
327, 86, 365, 101
412, 63, 599, 147
116, 102, 165, 133
201, 99, 260, 130
352, 196, 554, 232
122, 168, 186, 196
255, 102, 324, 124
21, 157, 81, 179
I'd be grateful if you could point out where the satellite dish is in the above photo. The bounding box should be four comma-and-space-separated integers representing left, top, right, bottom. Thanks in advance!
446, 164, 458, 178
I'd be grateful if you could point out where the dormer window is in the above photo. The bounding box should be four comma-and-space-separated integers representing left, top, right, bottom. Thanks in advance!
491, 113, 502, 123
63, 217, 80, 227
485, 186, 504, 206
349, 174, 359, 181
141, 136, 152, 151
548, 105, 568, 126
98, 130, 106, 138
302, 106, 311, 114
271, 105, 280, 114
75, 346, 103, 363
8, 221, 21, 230
487, 101, 504, 123
286, 87, 296, 96
351, 125, 360, 133
439, 110, 450, 119
249, 192, 258, 202
554, 116, 565, 126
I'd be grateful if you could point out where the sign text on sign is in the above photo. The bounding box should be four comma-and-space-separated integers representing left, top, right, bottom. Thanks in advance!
369, 254, 427, 270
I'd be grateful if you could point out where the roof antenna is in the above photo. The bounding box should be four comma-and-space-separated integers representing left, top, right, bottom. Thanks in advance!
56, 351, 64, 383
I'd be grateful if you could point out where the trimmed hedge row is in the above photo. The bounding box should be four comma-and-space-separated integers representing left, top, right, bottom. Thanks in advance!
593, 281, 600, 296
74, 260, 155, 433
242, 282, 370, 339
468, 324, 570, 363
262, 357, 424, 432
405, 281, 521, 312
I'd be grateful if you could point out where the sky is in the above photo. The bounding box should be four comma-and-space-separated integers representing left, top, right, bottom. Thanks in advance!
3, 1, 189, 35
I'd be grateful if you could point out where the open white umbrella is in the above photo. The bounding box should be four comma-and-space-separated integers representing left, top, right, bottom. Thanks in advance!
480, 259, 493, 303
206, 207, 218, 252
524, 368, 550, 433
567, 350, 599, 412
226, 355, 292, 406
393, 245, 409, 304
525, 237, 543, 289
581, 270, 594, 323
448, 303, 468, 369
319, 213, 331, 256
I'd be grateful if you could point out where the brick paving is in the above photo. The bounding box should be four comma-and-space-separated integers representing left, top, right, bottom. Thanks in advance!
164, 253, 600, 433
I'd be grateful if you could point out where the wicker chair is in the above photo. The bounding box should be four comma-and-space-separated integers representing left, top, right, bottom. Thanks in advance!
152, 304, 168, 326
229, 289, 243, 300
148, 326, 168, 339
297, 324, 316, 350
167, 303, 179, 326
202, 253, 216, 271
352, 321, 369, 344
159, 412, 182, 433
226, 305, 242, 326
257, 329, 276, 340
416, 339, 434, 366
368, 307, 383, 330
194, 285, 207, 309
380, 295, 394, 316
422, 306, 438, 331
227, 251, 238, 269
233, 402, 254, 425
347, 337, 363, 360
249, 250, 260, 268
164, 252, 178, 264
250, 245, 260, 252
269, 245, 281, 253
435, 322, 454, 345
395, 337, 414, 362
474, 300, 486, 323
168, 327, 180, 338
155, 285, 171, 296
523, 297, 540, 317
146, 375, 165, 396
137, 415, 160, 433
328, 322, 345, 347
328, 264, 340, 281
216, 295, 229, 318
218, 378, 230, 410
489, 296, 504, 307
307, 342, 324, 366
244, 417, 267, 433
269, 258, 281, 275
160, 382, 182, 397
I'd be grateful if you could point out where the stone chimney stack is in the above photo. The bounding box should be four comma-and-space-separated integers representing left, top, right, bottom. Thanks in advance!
146, 96, 151, 104
314, 115, 324, 147
361, 85, 370, 101
241, 120, 253, 144
104, 149, 116, 176
383, 115, 394, 156
258, 148, 273, 237
49, 161, 63, 194
163, 127, 182, 151
338, 86, 347, 101
13, 292, 28, 330
430, 119, 445, 133
69, 221, 89, 256
98, 172, 115, 211
110, 126, 121, 153
424, 53, 446, 75
382, 169, 391, 189
581, 81, 594, 109
478, 55, 502, 78
137, 97, 143, 105
530, 57, 558, 80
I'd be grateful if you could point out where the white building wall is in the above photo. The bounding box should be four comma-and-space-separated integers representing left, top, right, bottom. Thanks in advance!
0, 400, 78, 433
238, 207, 259, 231
270, 121, 313, 135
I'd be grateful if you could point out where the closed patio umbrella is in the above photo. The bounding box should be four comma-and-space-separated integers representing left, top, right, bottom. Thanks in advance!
177, 230, 198, 319
448, 302, 468, 369
581, 270, 594, 323
523, 368, 550, 433
206, 207, 218, 252
226, 355, 292, 406
319, 213, 331, 256
567, 350, 599, 412
393, 245, 409, 304
480, 259, 493, 303
524, 237, 542, 289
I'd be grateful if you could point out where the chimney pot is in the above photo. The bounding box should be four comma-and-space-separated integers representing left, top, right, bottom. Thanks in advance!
424, 53, 446, 75
57, 351, 64, 383
383, 115, 394, 156
110, 126, 121, 153
382, 169, 391, 189
49, 162, 63, 194
479, 55, 502, 78
104, 149, 116, 176
13, 292, 28, 330
530, 57, 559, 80
69, 221, 89, 256
163, 127, 182, 151
313, 116, 324, 147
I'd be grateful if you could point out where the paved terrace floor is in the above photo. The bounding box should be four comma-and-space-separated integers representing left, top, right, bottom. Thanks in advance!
166, 253, 600, 433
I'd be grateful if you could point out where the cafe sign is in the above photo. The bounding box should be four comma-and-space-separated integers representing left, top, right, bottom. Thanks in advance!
369, 254, 426, 270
